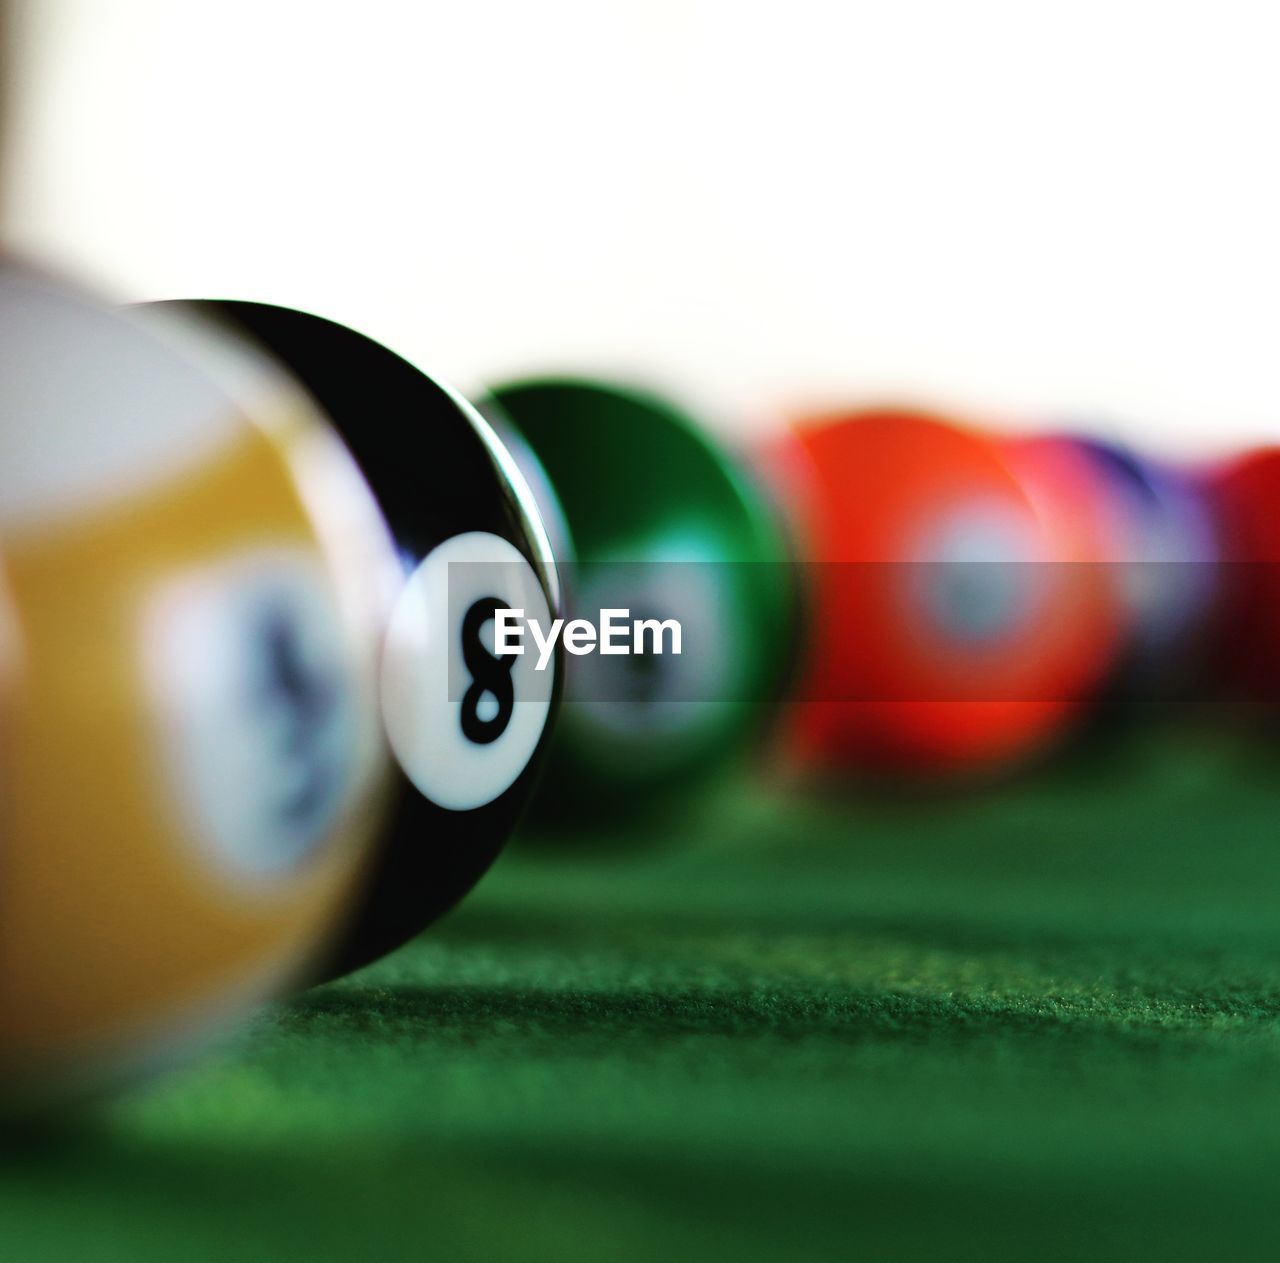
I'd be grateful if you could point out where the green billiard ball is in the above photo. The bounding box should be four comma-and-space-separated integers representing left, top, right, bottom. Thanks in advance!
487, 376, 796, 822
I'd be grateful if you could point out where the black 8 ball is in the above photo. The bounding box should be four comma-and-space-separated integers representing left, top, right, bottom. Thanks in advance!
157, 300, 563, 978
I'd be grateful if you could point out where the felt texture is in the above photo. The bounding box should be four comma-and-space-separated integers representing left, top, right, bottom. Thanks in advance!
5, 728, 1280, 1262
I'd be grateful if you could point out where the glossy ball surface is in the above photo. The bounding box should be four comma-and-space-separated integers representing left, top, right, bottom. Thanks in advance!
769, 409, 1119, 779
181, 302, 563, 974
0, 268, 391, 1100
490, 377, 796, 819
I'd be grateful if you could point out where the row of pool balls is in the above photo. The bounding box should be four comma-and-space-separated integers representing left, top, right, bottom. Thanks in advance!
0, 260, 1274, 1108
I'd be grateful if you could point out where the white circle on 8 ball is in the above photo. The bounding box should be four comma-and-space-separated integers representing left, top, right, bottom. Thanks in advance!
380, 531, 554, 812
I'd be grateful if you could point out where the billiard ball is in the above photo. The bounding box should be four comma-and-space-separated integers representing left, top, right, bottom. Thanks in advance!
998, 434, 1120, 584
486, 376, 796, 821
155, 301, 562, 976
0, 265, 393, 1102
1063, 436, 1220, 697
765, 407, 1120, 780
1201, 446, 1280, 709
997, 433, 1129, 692
486, 418, 576, 582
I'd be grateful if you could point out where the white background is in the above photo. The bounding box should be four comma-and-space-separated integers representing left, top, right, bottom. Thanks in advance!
4, 0, 1278, 456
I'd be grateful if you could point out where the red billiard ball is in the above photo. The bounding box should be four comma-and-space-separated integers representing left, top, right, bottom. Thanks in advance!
763, 408, 1121, 780
1202, 447, 1280, 708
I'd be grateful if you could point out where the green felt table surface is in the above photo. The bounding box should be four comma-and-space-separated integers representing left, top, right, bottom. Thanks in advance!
5, 727, 1280, 1262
